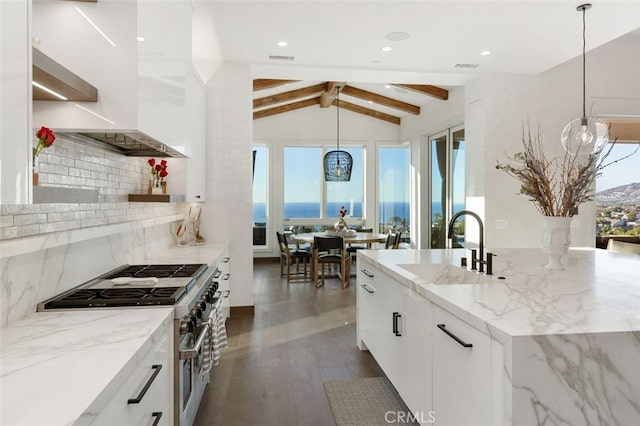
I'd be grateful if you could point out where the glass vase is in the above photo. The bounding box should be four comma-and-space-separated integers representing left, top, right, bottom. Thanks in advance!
33, 156, 39, 186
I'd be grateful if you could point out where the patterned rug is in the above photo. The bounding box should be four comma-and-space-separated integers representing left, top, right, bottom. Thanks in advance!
323, 377, 418, 426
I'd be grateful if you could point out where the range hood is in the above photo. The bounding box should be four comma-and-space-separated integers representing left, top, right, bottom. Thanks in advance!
57, 131, 186, 158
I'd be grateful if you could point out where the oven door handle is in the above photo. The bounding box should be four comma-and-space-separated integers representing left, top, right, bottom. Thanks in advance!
179, 323, 210, 360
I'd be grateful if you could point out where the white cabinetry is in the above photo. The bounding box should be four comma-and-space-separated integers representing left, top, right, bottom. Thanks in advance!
431, 303, 491, 426
357, 259, 431, 415
32, 0, 192, 153
92, 320, 173, 426
184, 68, 206, 201
0, 0, 31, 204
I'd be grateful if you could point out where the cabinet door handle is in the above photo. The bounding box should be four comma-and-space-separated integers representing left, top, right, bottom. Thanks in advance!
393, 312, 402, 336
151, 412, 163, 426
222, 290, 230, 298
127, 364, 162, 404
213, 269, 222, 279
437, 324, 473, 348
222, 257, 230, 263
360, 283, 375, 294
222, 273, 230, 280
360, 269, 374, 278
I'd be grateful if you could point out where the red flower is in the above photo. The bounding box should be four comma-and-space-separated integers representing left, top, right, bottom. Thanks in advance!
148, 158, 156, 167
159, 169, 168, 178
160, 159, 167, 167
155, 164, 162, 172
148, 158, 168, 187
33, 126, 56, 158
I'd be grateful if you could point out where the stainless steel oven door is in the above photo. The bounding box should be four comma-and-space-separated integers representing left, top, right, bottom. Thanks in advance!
178, 322, 210, 426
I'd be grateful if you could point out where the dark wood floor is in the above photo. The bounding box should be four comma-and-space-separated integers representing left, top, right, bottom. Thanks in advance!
194, 260, 383, 426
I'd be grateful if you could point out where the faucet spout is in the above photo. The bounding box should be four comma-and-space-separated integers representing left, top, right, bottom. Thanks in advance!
447, 210, 485, 272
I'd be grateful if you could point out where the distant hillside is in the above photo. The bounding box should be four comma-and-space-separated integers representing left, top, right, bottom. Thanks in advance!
596, 182, 640, 206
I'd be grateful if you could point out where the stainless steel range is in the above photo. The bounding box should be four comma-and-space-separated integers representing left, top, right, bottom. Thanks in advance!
38, 263, 227, 426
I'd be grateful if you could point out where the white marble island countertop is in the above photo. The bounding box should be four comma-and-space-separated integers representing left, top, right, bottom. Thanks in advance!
359, 248, 640, 341
144, 242, 229, 267
0, 307, 174, 426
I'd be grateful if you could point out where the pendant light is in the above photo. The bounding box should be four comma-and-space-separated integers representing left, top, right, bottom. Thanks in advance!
561, 3, 607, 155
324, 87, 353, 181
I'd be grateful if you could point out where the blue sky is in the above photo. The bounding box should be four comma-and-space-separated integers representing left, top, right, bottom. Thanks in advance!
596, 144, 640, 192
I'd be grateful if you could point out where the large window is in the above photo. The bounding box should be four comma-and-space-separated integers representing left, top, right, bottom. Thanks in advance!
430, 126, 465, 248
252, 146, 268, 246
378, 146, 410, 234
283, 146, 364, 229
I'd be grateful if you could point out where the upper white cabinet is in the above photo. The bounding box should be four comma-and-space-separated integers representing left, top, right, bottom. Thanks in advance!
0, 0, 31, 204
31, 0, 193, 154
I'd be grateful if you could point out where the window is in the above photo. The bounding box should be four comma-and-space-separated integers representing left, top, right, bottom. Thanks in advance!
430, 126, 465, 248
283, 146, 364, 229
252, 146, 268, 246
378, 146, 410, 234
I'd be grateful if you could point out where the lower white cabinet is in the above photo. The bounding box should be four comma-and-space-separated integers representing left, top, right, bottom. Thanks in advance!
92, 321, 173, 426
431, 304, 491, 426
357, 260, 431, 416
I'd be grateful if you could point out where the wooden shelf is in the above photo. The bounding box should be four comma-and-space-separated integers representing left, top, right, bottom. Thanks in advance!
128, 194, 186, 203
32, 48, 98, 101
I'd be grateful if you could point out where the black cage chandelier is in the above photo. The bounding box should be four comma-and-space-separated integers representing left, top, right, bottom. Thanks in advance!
323, 87, 353, 181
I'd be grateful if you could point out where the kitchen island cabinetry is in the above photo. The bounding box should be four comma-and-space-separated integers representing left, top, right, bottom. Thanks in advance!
432, 304, 491, 426
357, 259, 432, 416
357, 248, 640, 425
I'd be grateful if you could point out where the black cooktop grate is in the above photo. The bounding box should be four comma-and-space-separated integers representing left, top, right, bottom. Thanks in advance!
43, 286, 186, 309
102, 264, 207, 279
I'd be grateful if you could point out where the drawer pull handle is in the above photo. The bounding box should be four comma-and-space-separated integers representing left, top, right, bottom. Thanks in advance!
127, 364, 162, 404
222, 257, 230, 263
151, 412, 163, 426
223, 290, 230, 298
360, 284, 375, 294
393, 312, 402, 336
437, 324, 473, 348
361, 269, 374, 278
222, 273, 230, 280
213, 269, 222, 279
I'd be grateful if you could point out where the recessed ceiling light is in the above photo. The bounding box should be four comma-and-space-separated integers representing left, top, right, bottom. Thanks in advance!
384, 84, 392, 89
277, 41, 288, 47
480, 50, 491, 56
385, 32, 410, 41
372, 60, 381, 63
137, 36, 145, 42
368, 101, 374, 104
381, 46, 392, 52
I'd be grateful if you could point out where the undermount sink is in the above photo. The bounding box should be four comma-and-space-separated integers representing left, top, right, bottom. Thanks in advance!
395, 263, 497, 285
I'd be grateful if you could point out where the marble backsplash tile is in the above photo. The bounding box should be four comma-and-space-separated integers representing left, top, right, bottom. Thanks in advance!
0, 222, 177, 327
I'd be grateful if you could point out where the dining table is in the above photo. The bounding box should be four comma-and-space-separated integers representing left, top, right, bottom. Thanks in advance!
292, 231, 388, 284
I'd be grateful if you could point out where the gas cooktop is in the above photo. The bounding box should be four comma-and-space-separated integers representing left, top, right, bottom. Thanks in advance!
38, 263, 208, 310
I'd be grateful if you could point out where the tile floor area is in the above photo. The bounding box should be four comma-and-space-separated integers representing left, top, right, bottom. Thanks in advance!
194, 260, 383, 425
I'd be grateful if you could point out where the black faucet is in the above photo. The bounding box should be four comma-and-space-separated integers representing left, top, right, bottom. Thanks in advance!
447, 210, 493, 275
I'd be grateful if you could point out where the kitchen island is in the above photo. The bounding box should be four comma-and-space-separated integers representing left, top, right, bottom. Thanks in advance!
356, 248, 640, 425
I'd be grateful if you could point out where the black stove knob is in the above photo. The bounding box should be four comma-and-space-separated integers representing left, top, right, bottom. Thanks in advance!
202, 292, 212, 303
190, 307, 202, 319
180, 317, 194, 334
196, 300, 207, 311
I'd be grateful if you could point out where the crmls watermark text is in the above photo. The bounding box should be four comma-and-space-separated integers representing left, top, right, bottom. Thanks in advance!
385, 410, 436, 424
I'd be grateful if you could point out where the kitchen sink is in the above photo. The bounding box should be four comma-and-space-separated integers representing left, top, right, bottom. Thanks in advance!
395, 263, 499, 285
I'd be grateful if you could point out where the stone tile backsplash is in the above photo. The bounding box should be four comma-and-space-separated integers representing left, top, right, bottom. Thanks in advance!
1, 133, 181, 241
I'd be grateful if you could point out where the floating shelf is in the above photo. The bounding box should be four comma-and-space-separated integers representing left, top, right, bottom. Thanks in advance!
32, 48, 98, 102
128, 194, 186, 203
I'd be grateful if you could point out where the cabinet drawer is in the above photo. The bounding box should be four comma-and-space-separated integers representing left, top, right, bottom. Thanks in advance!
432, 304, 491, 426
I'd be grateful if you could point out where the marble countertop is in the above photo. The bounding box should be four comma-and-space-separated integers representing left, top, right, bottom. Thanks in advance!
0, 307, 174, 426
358, 248, 640, 342
144, 242, 228, 267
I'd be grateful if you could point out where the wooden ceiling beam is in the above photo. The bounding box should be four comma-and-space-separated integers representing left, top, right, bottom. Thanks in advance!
254, 97, 321, 120
320, 81, 347, 107
253, 79, 298, 91
333, 99, 400, 125
342, 85, 420, 115
253, 83, 327, 109
393, 84, 449, 101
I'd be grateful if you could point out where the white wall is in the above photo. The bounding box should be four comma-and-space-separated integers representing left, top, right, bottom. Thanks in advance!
253, 103, 400, 257
201, 62, 254, 308
467, 31, 640, 249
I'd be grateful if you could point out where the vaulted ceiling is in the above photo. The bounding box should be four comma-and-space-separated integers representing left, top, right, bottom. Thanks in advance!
253, 79, 450, 125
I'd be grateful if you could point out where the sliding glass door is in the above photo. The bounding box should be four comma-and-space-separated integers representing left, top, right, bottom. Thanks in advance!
429, 126, 465, 248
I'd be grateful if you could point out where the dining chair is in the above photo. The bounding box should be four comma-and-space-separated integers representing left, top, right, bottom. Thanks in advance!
313, 236, 351, 288
384, 231, 398, 249
346, 227, 373, 261
276, 231, 311, 283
